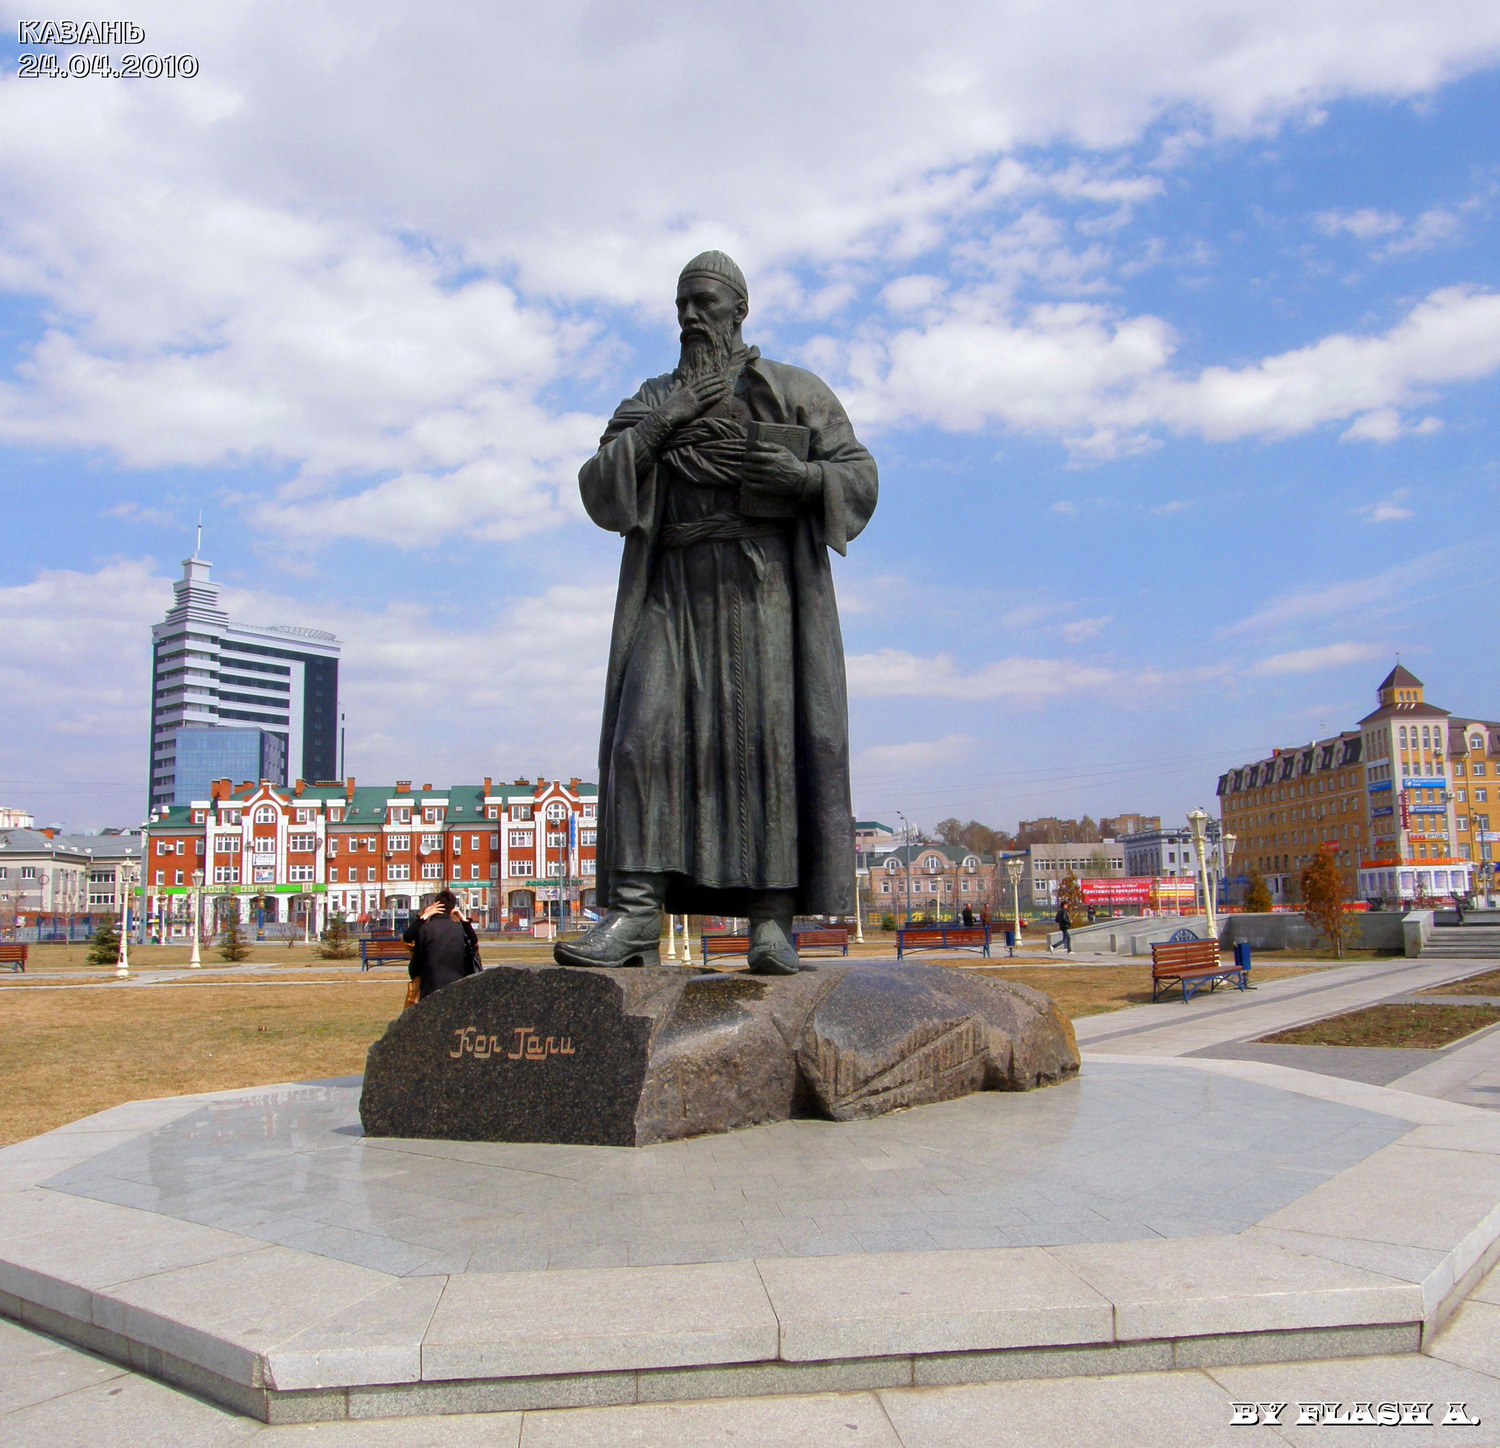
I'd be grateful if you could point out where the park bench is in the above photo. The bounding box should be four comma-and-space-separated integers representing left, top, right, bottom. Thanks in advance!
698, 927, 852, 962
360, 938, 413, 972
0, 944, 26, 973
1150, 937, 1248, 1003
896, 925, 991, 960
790, 927, 849, 956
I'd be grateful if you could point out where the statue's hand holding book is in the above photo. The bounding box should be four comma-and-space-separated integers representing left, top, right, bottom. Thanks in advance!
740, 421, 810, 518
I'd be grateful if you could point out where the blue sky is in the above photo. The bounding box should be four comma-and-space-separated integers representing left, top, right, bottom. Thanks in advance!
1, 2, 1497, 833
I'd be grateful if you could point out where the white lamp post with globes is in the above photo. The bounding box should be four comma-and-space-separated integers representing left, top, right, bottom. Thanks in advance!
1004, 855, 1024, 958
188, 869, 204, 968
1187, 807, 1217, 942
115, 856, 137, 978
1220, 832, 1238, 913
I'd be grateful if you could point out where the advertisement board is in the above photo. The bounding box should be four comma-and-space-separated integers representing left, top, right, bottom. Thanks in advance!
1152, 878, 1198, 901
1080, 877, 1154, 905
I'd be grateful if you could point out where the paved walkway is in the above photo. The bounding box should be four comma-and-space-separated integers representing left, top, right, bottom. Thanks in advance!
6, 1263, 1500, 1446
1075, 955, 1500, 1061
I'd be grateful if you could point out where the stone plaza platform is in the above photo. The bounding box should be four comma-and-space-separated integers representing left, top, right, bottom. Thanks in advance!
6, 1032, 1500, 1427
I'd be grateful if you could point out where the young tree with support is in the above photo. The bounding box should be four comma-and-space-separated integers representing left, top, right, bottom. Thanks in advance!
1300, 846, 1353, 957
1243, 867, 1273, 914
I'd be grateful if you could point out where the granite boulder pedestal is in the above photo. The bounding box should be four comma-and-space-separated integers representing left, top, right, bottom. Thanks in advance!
360, 963, 1079, 1146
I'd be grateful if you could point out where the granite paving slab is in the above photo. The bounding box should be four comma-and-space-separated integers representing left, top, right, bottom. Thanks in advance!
40, 1065, 1408, 1273
5, 1056, 1500, 1423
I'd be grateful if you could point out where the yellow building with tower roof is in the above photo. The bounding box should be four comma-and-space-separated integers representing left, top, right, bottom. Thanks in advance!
1218, 666, 1495, 907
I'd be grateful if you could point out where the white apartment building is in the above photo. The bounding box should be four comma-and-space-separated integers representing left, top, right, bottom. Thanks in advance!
1024, 841, 1124, 908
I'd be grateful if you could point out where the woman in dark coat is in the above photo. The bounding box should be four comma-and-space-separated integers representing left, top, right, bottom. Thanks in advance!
403, 890, 481, 1000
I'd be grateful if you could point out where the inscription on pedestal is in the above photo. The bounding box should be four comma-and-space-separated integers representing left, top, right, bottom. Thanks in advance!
450, 1027, 577, 1061
359, 962, 1079, 1147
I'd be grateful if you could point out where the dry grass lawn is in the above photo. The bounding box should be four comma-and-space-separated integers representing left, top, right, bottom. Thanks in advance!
1433, 969, 1500, 996
0, 957, 1333, 1147
1259, 1002, 1500, 1050
0, 979, 408, 1147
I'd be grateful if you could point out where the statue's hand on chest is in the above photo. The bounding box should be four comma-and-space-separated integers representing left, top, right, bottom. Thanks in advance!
701, 386, 752, 428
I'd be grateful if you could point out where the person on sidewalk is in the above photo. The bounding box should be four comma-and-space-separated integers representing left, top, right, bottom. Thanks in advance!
403, 890, 481, 1001
1055, 903, 1073, 953
961, 904, 975, 928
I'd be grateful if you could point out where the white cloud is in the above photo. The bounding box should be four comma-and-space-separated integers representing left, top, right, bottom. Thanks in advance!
1250, 642, 1387, 675
0, 557, 614, 826
1356, 487, 1415, 522
837, 285, 1500, 457
846, 649, 1119, 701
215, 577, 615, 777
1226, 544, 1477, 634
0, 560, 171, 826
857, 735, 975, 770
1059, 615, 1112, 643
1, 0, 1498, 539
1316, 200, 1475, 256
1341, 408, 1444, 443
1052, 500, 1080, 515
1315, 207, 1405, 240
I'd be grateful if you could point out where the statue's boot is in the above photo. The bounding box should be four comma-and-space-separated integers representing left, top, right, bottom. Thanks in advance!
747, 892, 801, 975
553, 871, 664, 969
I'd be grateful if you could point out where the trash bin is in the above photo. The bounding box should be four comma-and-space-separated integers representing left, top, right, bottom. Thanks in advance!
1233, 940, 1252, 974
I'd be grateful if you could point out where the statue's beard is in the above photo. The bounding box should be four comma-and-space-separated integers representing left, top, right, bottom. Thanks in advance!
676, 318, 736, 381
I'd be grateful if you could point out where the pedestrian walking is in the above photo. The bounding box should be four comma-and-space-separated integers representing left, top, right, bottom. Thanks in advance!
1054, 903, 1073, 953
403, 889, 482, 1002
1453, 892, 1467, 925
961, 905, 975, 928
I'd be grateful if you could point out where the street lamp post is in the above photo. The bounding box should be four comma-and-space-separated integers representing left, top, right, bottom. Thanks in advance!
1220, 832, 1238, 912
1005, 855, 1024, 958
897, 812, 914, 927
1187, 807, 1217, 941
188, 869, 204, 968
116, 857, 136, 978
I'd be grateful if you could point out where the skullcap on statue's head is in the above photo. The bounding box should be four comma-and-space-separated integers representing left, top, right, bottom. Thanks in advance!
679, 250, 748, 302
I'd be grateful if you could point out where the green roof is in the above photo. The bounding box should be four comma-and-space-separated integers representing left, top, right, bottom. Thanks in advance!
156, 781, 599, 826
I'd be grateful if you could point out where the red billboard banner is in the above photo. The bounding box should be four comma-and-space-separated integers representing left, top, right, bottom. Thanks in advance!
1081, 877, 1154, 905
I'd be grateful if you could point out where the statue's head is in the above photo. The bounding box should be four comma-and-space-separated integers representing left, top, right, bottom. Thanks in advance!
676, 251, 748, 379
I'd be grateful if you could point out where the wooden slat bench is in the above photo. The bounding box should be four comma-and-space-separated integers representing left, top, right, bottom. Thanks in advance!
0, 944, 26, 973
791, 928, 849, 956
896, 925, 991, 960
1150, 938, 1246, 1002
698, 927, 852, 962
700, 934, 751, 961
360, 938, 413, 972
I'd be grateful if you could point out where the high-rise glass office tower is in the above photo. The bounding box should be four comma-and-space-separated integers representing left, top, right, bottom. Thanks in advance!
148, 539, 341, 812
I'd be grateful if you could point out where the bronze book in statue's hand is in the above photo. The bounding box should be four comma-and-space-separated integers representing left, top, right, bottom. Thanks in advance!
740, 421, 810, 518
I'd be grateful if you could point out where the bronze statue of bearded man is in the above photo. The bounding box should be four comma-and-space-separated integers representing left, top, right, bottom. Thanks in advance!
556, 252, 878, 975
